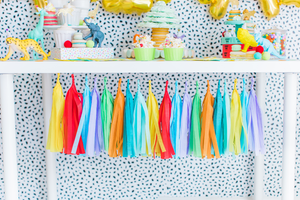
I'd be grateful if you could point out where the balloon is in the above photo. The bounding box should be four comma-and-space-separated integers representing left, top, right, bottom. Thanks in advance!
102, 0, 153, 15
259, 0, 280, 19
210, 0, 230, 20
159, 81, 175, 159
146, 80, 165, 158
199, 0, 212, 4
46, 73, 65, 153
109, 79, 125, 157
281, 0, 300, 7
179, 82, 192, 158
189, 81, 202, 158
170, 81, 182, 159
200, 80, 220, 159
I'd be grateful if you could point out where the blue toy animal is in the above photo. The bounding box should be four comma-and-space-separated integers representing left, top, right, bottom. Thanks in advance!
254, 33, 285, 59
83, 17, 105, 48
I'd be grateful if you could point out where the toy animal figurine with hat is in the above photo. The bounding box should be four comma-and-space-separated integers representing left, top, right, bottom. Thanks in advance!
0, 30, 51, 61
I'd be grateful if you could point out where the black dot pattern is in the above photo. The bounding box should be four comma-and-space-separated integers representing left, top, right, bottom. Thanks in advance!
0, 0, 300, 199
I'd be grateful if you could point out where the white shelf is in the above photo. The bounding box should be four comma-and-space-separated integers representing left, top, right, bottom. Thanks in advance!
0, 60, 299, 74
43, 25, 88, 30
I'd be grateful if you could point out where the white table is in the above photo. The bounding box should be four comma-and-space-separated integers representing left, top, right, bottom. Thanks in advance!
0, 60, 298, 200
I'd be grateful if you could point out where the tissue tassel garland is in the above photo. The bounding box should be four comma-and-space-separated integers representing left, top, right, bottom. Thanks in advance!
248, 78, 265, 155
213, 80, 223, 155
170, 81, 182, 158
63, 74, 85, 155
146, 80, 165, 158
108, 79, 125, 157
47, 76, 265, 159
240, 79, 249, 154
189, 81, 202, 157
222, 80, 231, 157
201, 80, 220, 159
159, 81, 175, 159
71, 76, 91, 155
46, 73, 65, 152
86, 78, 104, 157
133, 80, 151, 157
101, 77, 114, 152
179, 81, 192, 158
123, 80, 135, 157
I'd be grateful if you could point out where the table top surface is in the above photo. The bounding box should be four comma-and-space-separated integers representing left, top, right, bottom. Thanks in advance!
0, 59, 299, 73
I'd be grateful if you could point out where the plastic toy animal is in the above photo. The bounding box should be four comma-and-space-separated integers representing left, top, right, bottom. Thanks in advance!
28, 6, 48, 59
229, 0, 239, 8
0, 36, 51, 61
254, 32, 285, 59
242, 9, 256, 20
237, 28, 258, 52
88, 2, 101, 19
83, 17, 105, 48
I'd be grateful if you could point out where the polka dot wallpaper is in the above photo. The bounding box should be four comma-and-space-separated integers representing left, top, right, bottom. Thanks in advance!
0, 0, 299, 199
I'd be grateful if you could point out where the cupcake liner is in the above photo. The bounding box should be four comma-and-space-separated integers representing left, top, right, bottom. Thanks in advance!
164, 48, 183, 61
134, 48, 155, 61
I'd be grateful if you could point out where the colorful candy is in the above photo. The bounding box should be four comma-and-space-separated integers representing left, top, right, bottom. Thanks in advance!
262, 29, 287, 57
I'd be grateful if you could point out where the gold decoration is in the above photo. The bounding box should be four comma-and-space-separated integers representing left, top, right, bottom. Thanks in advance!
259, 0, 280, 19
89, 2, 101, 19
209, 0, 230, 20
280, 0, 300, 7
102, 0, 153, 14
242, 9, 256, 20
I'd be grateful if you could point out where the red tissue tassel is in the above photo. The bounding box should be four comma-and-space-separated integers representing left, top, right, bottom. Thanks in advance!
159, 81, 175, 159
62, 74, 85, 155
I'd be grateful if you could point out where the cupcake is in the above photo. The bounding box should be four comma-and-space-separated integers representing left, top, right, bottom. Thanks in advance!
72, 33, 87, 48
133, 35, 155, 61
161, 34, 185, 61
44, 3, 58, 26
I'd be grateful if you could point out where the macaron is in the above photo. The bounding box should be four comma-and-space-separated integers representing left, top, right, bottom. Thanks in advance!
72, 40, 87, 48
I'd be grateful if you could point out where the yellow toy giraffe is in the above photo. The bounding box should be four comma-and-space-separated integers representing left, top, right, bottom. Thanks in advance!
0, 31, 51, 61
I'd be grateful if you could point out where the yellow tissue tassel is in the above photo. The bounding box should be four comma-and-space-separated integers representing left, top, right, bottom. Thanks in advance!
229, 79, 243, 155
146, 80, 166, 157
200, 80, 220, 159
46, 73, 65, 152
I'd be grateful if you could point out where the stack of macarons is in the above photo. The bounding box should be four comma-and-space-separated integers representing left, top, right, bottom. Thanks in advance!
72, 33, 87, 48
228, 10, 241, 21
44, 3, 58, 26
